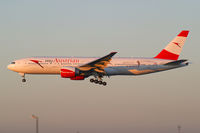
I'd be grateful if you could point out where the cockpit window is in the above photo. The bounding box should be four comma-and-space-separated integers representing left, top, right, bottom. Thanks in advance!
11, 62, 15, 64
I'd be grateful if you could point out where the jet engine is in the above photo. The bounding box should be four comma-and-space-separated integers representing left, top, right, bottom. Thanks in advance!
60, 67, 85, 80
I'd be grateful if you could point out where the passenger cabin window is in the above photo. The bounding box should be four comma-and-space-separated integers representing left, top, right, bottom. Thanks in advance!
11, 62, 15, 64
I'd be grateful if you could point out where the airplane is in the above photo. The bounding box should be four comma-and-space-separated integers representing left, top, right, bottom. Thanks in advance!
7, 30, 189, 86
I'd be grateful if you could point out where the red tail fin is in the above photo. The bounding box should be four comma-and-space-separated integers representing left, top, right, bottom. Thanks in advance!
154, 30, 189, 60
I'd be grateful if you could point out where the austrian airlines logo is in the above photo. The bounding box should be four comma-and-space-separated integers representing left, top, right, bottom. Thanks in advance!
173, 42, 181, 48
30, 60, 44, 68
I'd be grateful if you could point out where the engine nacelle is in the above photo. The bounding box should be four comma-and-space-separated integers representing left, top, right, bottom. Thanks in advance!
60, 67, 84, 80
70, 76, 85, 80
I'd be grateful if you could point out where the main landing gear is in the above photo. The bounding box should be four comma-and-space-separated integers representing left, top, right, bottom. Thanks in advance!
90, 78, 107, 86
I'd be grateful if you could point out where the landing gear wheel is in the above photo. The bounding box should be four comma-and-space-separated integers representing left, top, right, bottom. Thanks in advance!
98, 81, 103, 85
90, 79, 94, 82
89, 76, 107, 86
94, 80, 99, 84
102, 82, 107, 86
22, 79, 26, 82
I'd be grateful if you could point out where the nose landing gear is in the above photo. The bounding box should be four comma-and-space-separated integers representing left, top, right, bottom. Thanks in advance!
19, 73, 26, 82
22, 78, 26, 82
90, 78, 107, 86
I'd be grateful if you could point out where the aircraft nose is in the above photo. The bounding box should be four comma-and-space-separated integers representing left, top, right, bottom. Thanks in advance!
7, 64, 14, 71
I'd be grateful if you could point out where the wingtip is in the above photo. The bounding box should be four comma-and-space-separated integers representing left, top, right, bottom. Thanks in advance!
111, 52, 117, 54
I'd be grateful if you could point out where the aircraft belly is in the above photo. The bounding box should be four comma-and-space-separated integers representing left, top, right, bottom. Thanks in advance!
105, 66, 135, 75
105, 65, 176, 76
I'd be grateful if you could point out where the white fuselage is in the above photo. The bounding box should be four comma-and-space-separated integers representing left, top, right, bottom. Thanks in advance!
7, 57, 188, 77
7, 31, 190, 84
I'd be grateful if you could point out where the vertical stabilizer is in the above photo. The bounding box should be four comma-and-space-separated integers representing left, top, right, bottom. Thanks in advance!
154, 30, 189, 60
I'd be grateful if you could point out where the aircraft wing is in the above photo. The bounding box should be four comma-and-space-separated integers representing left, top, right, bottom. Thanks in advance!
77, 52, 117, 73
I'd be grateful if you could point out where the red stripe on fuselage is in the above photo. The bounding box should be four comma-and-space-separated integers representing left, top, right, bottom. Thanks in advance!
154, 49, 179, 60
30, 60, 44, 68
30, 60, 39, 64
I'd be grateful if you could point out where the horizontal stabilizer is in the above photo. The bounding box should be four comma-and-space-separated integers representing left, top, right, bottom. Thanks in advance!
164, 59, 188, 66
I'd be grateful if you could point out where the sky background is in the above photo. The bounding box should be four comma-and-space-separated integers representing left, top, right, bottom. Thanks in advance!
0, 0, 200, 133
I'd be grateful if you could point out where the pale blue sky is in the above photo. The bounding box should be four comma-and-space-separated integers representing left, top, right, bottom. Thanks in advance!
0, 0, 200, 133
